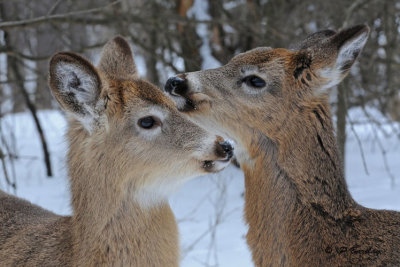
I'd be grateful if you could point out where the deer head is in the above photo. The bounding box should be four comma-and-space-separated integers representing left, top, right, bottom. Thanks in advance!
48, 36, 234, 207
164, 25, 369, 163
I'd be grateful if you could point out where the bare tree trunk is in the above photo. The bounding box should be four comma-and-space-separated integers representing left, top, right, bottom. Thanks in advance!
177, 0, 202, 72
208, 0, 231, 64
144, 2, 161, 86
34, 31, 54, 109
145, 30, 160, 86
0, 3, 25, 112
35, 61, 53, 109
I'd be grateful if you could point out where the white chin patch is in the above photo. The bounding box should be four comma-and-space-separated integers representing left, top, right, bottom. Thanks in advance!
211, 159, 231, 172
133, 177, 188, 209
170, 94, 188, 110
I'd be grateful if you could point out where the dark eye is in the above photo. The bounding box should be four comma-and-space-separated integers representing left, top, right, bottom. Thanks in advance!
243, 75, 266, 88
138, 116, 159, 129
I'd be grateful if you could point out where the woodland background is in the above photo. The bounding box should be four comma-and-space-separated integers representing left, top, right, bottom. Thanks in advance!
0, 1, 399, 266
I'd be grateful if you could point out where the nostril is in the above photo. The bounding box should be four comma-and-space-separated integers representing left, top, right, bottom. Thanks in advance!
218, 141, 234, 160
171, 78, 182, 87
164, 77, 185, 95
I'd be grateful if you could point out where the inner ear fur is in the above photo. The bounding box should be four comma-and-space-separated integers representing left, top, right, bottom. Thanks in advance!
329, 24, 370, 72
98, 36, 138, 80
49, 52, 102, 115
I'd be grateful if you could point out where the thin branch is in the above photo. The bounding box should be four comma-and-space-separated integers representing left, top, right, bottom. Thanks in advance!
0, 116, 17, 191
0, 147, 15, 189
0, 0, 122, 29
360, 107, 397, 186
0, 50, 49, 61
47, 0, 63, 16
0, 8, 272, 31
347, 115, 370, 175
370, 123, 396, 187
0, 41, 106, 62
341, 0, 374, 29
128, 34, 182, 74
0, 78, 38, 85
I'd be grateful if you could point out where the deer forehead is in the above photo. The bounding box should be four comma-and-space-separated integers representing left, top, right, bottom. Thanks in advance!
106, 79, 176, 115
229, 48, 292, 67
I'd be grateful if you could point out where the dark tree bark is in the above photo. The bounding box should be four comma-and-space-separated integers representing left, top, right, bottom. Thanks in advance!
177, 0, 202, 72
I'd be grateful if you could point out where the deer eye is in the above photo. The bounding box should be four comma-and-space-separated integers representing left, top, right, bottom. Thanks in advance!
138, 116, 160, 129
243, 75, 266, 88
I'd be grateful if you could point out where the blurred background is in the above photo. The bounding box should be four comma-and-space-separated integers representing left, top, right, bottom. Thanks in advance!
0, 1, 399, 266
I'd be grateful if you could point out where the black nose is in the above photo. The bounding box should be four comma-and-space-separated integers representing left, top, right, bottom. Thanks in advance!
219, 141, 234, 160
164, 77, 186, 95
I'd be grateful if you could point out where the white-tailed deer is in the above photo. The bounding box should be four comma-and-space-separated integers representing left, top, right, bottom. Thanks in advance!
0, 36, 233, 266
165, 25, 400, 266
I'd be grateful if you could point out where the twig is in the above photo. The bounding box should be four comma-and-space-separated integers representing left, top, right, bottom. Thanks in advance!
0, 96, 18, 192
0, 115, 17, 191
0, 50, 49, 61
0, 0, 122, 29
0, 78, 38, 85
347, 115, 370, 175
0, 8, 277, 31
182, 226, 213, 258
206, 176, 227, 266
47, 0, 63, 16
0, 147, 15, 189
361, 107, 397, 186
370, 123, 396, 187
341, 0, 373, 29
128, 33, 182, 74
182, 175, 230, 265
0, 41, 106, 62
177, 193, 211, 223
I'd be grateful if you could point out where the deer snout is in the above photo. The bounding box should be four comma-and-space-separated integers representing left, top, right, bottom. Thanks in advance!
164, 76, 187, 96
216, 140, 234, 161
165, 75, 208, 112
202, 137, 234, 173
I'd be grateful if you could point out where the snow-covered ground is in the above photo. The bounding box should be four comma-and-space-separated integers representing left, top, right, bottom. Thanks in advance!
1, 110, 399, 267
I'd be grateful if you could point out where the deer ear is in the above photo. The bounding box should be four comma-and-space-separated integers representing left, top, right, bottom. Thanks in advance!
49, 52, 105, 133
331, 25, 369, 72
290, 29, 336, 50
98, 36, 138, 80
316, 25, 369, 91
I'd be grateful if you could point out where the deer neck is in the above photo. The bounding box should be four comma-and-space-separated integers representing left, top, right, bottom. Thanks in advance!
242, 101, 357, 265
66, 123, 179, 266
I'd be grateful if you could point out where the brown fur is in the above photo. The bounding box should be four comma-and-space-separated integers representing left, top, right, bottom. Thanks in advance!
0, 36, 233, 266
165, 25, 400, 266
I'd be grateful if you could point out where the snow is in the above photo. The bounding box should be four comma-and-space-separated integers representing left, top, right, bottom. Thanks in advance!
1, 110, 399, 267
